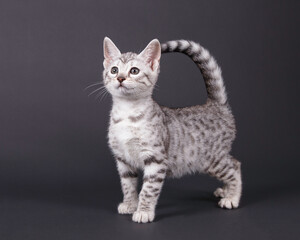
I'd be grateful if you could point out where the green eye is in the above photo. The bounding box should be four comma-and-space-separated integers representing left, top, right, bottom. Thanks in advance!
130, 67, 140, 75
111, 67, 118, 74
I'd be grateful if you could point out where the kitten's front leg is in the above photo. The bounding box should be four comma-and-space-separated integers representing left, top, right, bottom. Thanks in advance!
116, 158, 138, 214
132, 157, 167, 223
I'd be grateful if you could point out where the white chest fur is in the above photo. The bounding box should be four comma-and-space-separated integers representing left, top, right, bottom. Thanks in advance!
108, 98, 154, 167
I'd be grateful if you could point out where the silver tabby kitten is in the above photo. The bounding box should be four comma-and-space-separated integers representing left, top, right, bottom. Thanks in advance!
103, 37, 242, 223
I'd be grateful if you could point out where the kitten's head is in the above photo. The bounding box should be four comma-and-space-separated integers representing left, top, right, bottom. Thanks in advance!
103, 37, 161, 100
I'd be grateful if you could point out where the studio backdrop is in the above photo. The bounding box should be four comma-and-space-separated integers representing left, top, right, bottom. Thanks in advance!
0, 0, 299, 240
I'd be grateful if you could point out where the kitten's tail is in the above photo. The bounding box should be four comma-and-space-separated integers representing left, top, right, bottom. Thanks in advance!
161, 40, 227, 105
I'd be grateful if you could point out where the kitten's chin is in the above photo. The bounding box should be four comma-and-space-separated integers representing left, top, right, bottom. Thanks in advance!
106, 83, 152, 99
110, 89, 151, 100
115, 85, 134, 95
109, 87, 135, 99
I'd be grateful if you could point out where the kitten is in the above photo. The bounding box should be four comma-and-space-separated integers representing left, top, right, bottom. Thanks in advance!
102, 37, 242, 223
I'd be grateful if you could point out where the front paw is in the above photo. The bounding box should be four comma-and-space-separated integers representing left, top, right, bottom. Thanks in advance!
132, 210, 155, 223
218, 196, 239, 209
118, 201, 138, 214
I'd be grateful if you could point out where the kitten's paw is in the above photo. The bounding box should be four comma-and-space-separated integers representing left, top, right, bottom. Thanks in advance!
118, 202, 138, 214
132, 210, 155, 223
214, 188, 226, 198
218, 196, 239, 209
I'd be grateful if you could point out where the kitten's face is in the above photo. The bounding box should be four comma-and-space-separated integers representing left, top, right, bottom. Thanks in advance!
103, 37, 161, 99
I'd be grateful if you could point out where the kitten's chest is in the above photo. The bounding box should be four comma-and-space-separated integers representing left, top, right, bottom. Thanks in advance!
109, 118, 146, 143
108, 110, 152, 161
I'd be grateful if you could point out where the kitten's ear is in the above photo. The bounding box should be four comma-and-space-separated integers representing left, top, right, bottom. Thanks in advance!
103, 37, 121, 68
138, 39, 161, 71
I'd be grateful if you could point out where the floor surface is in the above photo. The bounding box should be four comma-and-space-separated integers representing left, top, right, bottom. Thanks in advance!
1, 176, 299, 240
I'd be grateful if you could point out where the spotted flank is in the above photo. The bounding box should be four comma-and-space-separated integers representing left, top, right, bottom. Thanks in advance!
102, 37, 242, 223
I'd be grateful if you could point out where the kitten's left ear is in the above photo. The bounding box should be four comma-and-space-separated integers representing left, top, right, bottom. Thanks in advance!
103, 37, 121, 68
138, 39, 161, 71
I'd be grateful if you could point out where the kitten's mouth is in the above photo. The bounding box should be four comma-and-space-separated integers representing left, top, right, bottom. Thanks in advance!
118, 84, 126, 89
117, 84, 132, 90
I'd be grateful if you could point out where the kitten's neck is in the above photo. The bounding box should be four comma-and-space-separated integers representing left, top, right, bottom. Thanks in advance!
111, 96, 154, 115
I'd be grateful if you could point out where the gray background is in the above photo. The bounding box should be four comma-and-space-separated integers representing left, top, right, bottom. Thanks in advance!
0, 0, 299, 239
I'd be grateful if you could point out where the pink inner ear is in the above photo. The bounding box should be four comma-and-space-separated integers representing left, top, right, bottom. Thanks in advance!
150, 59, 159, 71
139, 40, 161, 70
105, 48, 116, 60
139, 50, 159, 70
103, 37, 121, 63
148, 49, 160, 70
103, 59, 110, 69
104, 48, 117, 61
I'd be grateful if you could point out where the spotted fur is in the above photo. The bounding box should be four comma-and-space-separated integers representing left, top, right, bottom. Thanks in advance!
102, 37, 242, 223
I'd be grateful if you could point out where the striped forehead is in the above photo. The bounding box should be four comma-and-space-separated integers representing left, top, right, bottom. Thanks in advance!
119, 52, 137, 63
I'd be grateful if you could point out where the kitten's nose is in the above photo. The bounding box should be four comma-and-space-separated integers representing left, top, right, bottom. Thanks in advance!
117, 76, 126, 83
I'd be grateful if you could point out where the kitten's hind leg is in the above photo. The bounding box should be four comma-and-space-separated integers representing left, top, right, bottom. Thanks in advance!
213, 186, 227, 198
207, 156, 242, 209
116, 158, 139, 214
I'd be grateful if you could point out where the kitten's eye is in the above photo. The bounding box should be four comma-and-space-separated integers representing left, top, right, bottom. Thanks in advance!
111, 67, 118, 74
130, 67, 140, 75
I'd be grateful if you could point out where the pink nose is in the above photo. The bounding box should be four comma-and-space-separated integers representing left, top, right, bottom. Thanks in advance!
117, 77, 126, 83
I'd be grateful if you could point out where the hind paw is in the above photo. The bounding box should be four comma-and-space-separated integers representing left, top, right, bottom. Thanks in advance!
214, 187, 226, 198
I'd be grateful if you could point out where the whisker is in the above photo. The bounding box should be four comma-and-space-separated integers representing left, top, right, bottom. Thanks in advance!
88, 86, 106, 97
84, 82, 103, 90
95, 88, 107, 100
100, 91, 109, 101
96, 88, 108, 98
96, 88, 109, 101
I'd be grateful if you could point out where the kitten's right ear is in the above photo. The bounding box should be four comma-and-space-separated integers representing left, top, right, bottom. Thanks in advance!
103, 37, 121, 68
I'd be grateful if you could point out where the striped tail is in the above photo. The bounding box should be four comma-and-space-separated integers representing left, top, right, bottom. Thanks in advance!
161, 40, 227, 105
